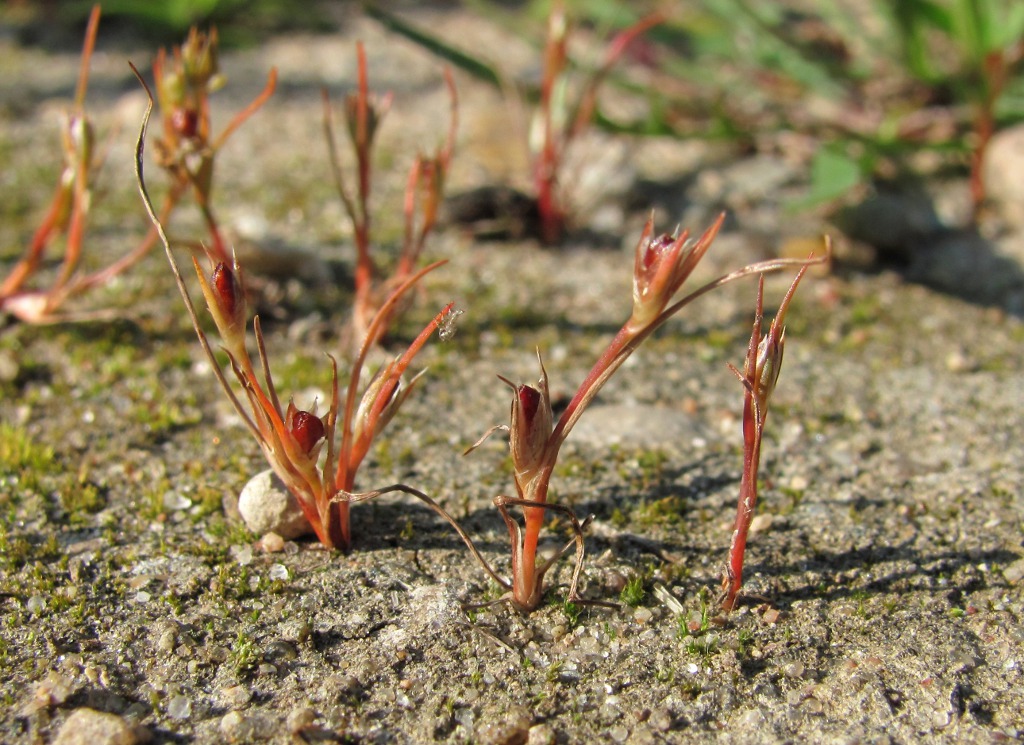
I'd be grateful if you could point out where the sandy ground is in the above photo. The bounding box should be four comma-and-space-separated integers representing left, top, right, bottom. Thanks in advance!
1, 6, 1023, 744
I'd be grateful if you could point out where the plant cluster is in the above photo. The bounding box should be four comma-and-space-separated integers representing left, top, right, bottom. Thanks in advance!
0, 6, 130, 324
322, 42, 457, 345
378, 0, 1024, 217
1, 7, 279, 324
368, 1, 665, 244
4, 7, 832, 616
148, 23, 277, 265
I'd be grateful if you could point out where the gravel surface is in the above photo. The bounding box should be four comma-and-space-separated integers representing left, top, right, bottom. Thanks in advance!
2, 6, 1023, 744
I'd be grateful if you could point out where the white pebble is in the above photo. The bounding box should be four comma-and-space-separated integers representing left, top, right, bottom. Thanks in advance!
237, 470, 312, 540
230, 544, 253, 566
167, 695, 191, 720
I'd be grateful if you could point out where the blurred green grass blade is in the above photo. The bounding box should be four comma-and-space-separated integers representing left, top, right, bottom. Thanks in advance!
890, 0, 951, 81
951, 0, 989, 63
91, 0, 225, 31
564, 0, 637, 27
363, 3, 502, 89
788, 145, 865, 210
993, 0, 1024, 50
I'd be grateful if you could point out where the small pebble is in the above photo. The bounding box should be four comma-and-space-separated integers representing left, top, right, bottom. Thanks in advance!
219, 685, 252, 709
286, 706, 316, 733
945, 350, 976, 373
475, 706, 532, 745
265, 639, 298, 663
634, 608, 654, 624
162, 491, 191, 511
237, 470, 311, 540
1002, 558, 1024, 585
607, 725, 629, 743
527, 723, 556, 745
783, 661, 805, 679
220, 711, 258, 743
802, 696, 823, 714
28, 671, 73, 712
649, 707, 673, 732
157, 629, 177, 655
230, 544, 253, 566
629, 727, 657, 745
52, 708, 142, 745
257, 532, 285, 553
0, 350, 19, 383
166, 695, 191, 720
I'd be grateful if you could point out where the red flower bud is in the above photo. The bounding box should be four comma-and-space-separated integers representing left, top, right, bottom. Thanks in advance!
630, 214, 724, 330
171, 107, 199, 139
289, 410, 325, 454
196, 261, 246, 348
503, 359, 554, 496
212, 262, 238, 318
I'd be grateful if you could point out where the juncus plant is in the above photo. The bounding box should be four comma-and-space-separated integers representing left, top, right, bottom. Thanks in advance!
720, 259, 816, 612
2, 15, 277, 324
133, 72, 460, 552
0, 6, 103, 323
1, 6, 151, 323
323, 42, 457, 348
466, 215, 826, 612
530, 2, 664, 244
149, 25, 277, 266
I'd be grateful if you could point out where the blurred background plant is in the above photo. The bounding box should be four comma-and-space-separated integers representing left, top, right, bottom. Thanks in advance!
669, 0, 1024, 213
365, 0, 1024, 219
146, 24, 276, 265
7, 0, 1020, 223
322, 42, 457, 348
5, 0, 332, 44
369, 1, 665, 244
0, 5, 164, 323
1, 5, 105, 323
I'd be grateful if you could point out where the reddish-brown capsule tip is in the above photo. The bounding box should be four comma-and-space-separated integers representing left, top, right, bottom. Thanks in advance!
639, 233, 676, 276
212, 263, 237, 318
171, 107, 199, 139
517, 385, 542, 423
290, 411, 325, 454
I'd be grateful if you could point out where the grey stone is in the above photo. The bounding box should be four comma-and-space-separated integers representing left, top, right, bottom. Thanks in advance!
237, 469, 312, 540
983, 123, 1024, 227
52, 708, 143, 745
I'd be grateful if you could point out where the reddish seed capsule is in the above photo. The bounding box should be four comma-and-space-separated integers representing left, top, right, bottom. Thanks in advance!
517, 385, 541, 422
171, 107, 199, 138
212, 263, 237, 319
290, 411, 325, 454
640, 233, 676, 275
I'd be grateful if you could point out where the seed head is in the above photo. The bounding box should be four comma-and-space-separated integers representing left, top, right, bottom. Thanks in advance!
630, 214, 723, 331
288, 409, 326, 455
502, 360, 554, 496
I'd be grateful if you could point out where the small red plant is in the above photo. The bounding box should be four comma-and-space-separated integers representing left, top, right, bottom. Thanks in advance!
323, 42, 457, 347
1, 14, 277, 324
531, 3, 664, 244
466, 215, 826, 612
0, 6, 151, 323
133, 76, 459, 552
719, 258, 816, 612
149, 25, 277, 265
